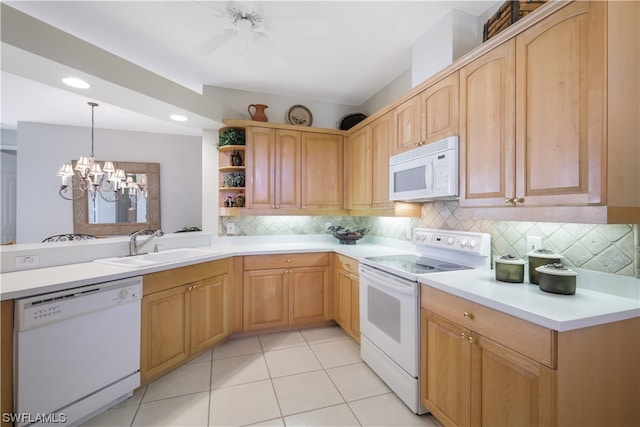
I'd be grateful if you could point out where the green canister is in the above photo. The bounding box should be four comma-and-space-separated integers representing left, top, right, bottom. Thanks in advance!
527, 249, 563, 284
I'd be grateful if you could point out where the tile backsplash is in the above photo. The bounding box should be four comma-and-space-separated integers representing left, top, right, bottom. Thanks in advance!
221, 201, 639, 278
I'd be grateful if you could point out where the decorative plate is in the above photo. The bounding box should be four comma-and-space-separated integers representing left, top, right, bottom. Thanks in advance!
286, 105, 313, 126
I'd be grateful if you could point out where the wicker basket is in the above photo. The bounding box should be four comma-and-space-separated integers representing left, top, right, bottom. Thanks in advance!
483, 0, 547, 42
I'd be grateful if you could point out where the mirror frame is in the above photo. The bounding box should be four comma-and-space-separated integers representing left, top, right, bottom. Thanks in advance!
73, 161, 161, 236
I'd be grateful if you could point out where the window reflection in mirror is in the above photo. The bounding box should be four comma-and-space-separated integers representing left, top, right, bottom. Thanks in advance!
88, 174, 148, 224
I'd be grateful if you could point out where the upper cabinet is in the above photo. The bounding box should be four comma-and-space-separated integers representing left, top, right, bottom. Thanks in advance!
421, 71, 460, 146
458, 1, 639, 223
392, 72, 460, 156
301, 132, 344, 211
459, 40, 517, 207
231, 122, 345, 215
346, 111, 394, 211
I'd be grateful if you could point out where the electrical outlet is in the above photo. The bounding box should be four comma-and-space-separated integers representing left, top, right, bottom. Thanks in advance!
325, 223, 332, 231
526, 236, 542, 252
16, 255, 39, 267
226, 223, 235, 235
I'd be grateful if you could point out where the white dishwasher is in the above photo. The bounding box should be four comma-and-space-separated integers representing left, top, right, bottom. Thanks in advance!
15, 276, 142, 427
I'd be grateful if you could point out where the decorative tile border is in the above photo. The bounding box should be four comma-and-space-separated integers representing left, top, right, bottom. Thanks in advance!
220, 202, 638, 277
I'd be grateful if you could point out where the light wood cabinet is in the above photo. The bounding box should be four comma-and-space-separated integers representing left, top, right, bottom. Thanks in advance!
392, 73, 459, 156
422, 310, 555, 427
392, 94, 422, 155
421, 71, 459, 145
141, 259, 229, 384
244, 125, 343, 214
421, 284, 640, 426
333, 254, 360, 343
459, 1, 639, 222
459, 39, 516, 207
243, 253, 330, 331
301, 132, 344, 211
346, 111, 394, 211
245, 127, 301, 211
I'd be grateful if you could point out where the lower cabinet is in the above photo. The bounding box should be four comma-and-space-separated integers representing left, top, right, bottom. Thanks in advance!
243, 253, 330, 331
422, 309, 554, 426
334, 254, 360, 343
421, 285, 640, 426
140, 259, 229, 385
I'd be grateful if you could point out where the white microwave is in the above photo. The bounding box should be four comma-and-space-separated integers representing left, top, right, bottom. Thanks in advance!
389, 136, 458, 202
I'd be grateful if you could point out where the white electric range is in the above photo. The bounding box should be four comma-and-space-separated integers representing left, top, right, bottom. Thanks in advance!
359, 228, 491, 414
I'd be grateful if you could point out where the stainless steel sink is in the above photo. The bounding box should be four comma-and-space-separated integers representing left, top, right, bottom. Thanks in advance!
94, 247, 219, 268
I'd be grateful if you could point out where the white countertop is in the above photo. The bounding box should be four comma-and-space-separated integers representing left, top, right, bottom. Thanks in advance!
2, 236, 638, 332
419, 269, 640, 332
0, 239, 409, 301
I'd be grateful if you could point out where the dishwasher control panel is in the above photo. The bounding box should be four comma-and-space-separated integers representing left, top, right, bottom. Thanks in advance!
16, 276, 142, 331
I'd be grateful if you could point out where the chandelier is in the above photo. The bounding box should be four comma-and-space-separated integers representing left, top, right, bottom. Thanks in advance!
57, 102, 130, 202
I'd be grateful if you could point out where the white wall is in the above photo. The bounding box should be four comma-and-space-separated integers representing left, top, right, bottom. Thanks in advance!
359, 68, 412, 116
203, 86, 361, 130
16, 122, 202, 243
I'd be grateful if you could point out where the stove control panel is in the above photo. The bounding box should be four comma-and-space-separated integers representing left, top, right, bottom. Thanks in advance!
413, 229, 489, 255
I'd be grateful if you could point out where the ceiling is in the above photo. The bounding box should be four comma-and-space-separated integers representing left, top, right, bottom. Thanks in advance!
1, 1, 499, 137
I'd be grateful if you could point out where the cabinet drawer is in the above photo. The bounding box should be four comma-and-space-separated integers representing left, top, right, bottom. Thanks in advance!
144, 259, 228, 295
335, 254, 359, 275
244, 252, 329, 270
421, 285, 556, 368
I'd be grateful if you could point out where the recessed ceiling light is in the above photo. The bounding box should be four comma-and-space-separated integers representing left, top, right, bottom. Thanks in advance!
170, 114, 188, 122
62, 77, 90, 89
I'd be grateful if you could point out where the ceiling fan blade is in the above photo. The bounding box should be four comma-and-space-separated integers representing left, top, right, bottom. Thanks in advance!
263, 15, 330, 38
252, 32, 289, 69
197, 29, 236, 55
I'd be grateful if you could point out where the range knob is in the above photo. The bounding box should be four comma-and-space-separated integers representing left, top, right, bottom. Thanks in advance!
447, 236, 455, 245
469, 239, 478, 248
461, 238, 469, 247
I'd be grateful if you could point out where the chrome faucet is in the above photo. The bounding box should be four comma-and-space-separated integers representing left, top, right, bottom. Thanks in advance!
129, 229, 164, 256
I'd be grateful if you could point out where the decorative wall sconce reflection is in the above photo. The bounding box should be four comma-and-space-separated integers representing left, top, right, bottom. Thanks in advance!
57, 102, 129, 202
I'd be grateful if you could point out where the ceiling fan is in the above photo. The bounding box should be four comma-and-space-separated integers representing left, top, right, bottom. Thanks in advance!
196, 1, 329, 67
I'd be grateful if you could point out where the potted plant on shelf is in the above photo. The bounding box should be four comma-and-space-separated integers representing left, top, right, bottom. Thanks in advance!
217, 128, 245, 149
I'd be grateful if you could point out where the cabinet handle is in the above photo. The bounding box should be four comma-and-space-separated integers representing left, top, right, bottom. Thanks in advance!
468, 335, 475, 344
302, 206, 306, 209
276, 205, 280, 209
460, 332, 467, 340
271, 205, 276, 209
505, 197, 525, 206
463, 312, 473, 319
286, 258, 292, 263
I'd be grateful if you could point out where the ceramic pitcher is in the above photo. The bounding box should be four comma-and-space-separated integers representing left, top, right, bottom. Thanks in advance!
248, 104, 268, 122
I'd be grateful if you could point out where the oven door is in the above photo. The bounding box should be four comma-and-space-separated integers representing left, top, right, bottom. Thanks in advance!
359, 265, 419, 377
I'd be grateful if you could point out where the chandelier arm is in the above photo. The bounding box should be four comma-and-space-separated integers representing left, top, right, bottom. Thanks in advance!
59, 186, 85, 201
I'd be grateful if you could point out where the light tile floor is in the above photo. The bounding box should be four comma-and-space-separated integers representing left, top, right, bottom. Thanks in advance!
81, 326, 439, 427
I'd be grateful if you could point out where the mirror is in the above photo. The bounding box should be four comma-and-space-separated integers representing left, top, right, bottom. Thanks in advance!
73, 161, 160, 236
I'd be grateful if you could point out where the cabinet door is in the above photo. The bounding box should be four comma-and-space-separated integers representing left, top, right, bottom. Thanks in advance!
370, 111, 393, 209
275, 129, 301, 210
421, 71, 460, 144
289, 266, 329, 325
335, 268, 352, 331
392, 94, 421, 155
301, 132, 344, 211
515, 1, 605, 206
347, 126, 372, 209
350, 273, 360, 343
421, 310, 471, 427
459, 39, 516, 207
243, 269, 288, 331
246, 127, 276, 209
471, 334, 555, 426
189, 275, 227, 355
141, 286, 189, 383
